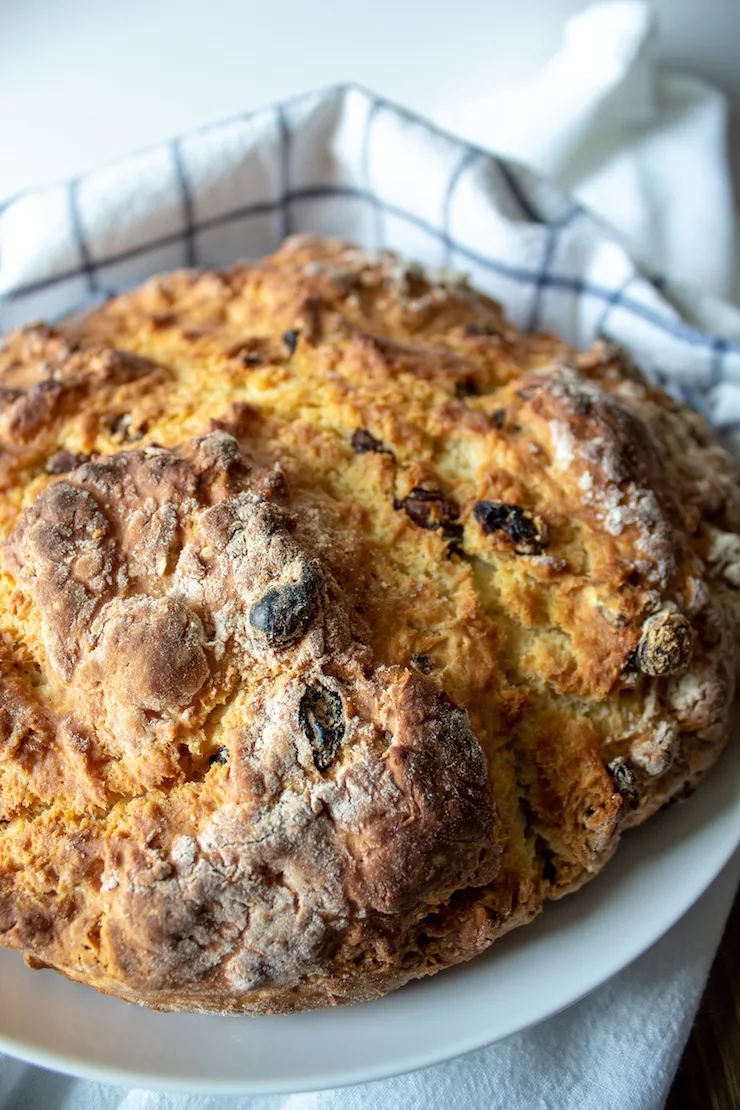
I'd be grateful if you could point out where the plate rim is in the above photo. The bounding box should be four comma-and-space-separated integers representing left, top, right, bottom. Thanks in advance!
0, 737, 738, 1095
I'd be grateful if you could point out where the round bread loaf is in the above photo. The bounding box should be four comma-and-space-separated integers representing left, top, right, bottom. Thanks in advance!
0, 236, 738, 1014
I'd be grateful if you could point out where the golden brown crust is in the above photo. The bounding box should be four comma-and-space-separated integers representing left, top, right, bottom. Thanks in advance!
0, 234, 738, 1013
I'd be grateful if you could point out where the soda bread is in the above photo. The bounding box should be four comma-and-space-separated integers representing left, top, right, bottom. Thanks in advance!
0, 236, 737, 1013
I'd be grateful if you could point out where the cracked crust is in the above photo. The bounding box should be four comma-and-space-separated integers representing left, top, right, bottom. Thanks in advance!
0, 235, 738, 1013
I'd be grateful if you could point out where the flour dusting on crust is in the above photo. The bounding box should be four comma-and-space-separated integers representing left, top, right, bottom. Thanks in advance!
0, 237, 737, 1013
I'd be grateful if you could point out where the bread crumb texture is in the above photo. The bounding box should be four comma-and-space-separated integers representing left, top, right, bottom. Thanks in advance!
0, 236, 738, 1013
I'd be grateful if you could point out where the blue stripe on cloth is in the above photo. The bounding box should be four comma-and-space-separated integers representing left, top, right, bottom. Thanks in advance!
170, 138, 197, 267
593, 274, 636, 339
276, 105, 293, 241
441, 148, 479, 267
3, 182, 740, 359
526, 226, 559, 332
711, 336, 729, 387
68, 177, 98, 293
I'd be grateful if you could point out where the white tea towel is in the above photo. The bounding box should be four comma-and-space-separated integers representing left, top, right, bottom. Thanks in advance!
3, 84, 740, 435
0, 72, 739, 1110
435, 0, 740, 306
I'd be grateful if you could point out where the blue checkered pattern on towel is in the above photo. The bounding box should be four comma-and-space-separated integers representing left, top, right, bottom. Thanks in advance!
2, 84, 740, 439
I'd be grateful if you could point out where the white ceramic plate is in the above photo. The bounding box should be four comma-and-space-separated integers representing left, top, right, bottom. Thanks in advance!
0, 736, 738, 1095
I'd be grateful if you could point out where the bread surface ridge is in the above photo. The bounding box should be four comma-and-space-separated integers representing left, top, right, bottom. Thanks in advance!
0, 235, 737, 1014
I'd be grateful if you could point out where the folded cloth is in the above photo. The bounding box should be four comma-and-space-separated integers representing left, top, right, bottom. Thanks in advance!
3, 82, 740, 435
0, 74, 739, 1110
435, 0, 740, 307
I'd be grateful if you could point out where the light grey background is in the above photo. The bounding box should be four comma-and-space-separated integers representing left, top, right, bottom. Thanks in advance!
1, 0, 739, 204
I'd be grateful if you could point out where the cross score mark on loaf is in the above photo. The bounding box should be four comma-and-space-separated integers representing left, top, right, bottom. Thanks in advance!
0, 236, 738, 1013
1, 431, 497, 1001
